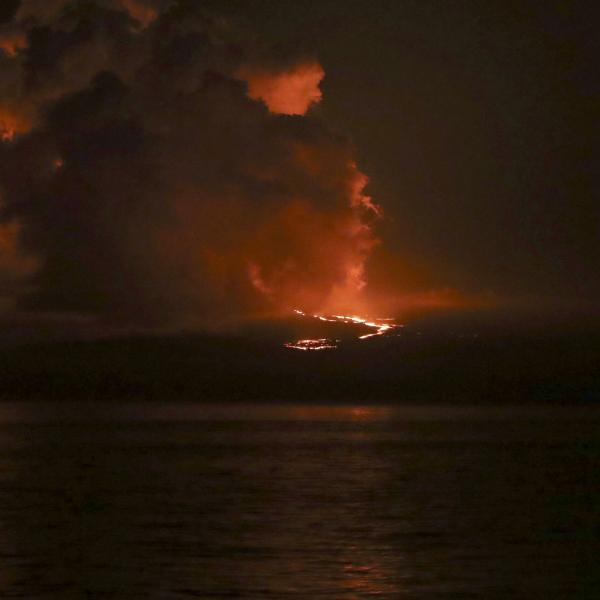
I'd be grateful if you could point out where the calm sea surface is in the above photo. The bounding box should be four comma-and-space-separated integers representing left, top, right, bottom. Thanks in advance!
0, 403, 598, 599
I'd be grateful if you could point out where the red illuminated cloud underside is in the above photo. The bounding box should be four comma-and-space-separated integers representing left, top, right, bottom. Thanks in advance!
237, 61, 325, 116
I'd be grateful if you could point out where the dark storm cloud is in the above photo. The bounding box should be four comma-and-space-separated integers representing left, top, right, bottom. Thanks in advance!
0, 0, 379, 326
3, 0, 595, 334
0, 2, 20, 25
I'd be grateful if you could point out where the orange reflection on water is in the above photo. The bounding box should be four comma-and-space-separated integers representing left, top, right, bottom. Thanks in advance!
287, 405, 393, 422
349, 406, 378, 420
342, 557, 400, 598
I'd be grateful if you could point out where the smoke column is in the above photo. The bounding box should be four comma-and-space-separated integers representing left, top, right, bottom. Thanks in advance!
0, 0, 381, 327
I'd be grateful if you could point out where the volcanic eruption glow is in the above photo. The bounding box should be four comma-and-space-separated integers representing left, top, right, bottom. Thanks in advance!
0, 110, 30, 142
284, 309, 402, 351
238, 60, 325, 116
120, 0, 158, 28
0, 116, 16, 142
0, 33, 26, 57
283, 337, 340, 351
0, 1, 390, 329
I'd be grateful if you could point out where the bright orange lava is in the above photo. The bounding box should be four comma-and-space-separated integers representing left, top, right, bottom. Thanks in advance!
284, 309, 402, 351
283, 337, 339, 351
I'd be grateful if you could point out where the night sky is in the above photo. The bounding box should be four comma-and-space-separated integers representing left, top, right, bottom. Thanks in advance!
0, 0, 597, 334
219, 0, 598, 303
1, 8, 599, 599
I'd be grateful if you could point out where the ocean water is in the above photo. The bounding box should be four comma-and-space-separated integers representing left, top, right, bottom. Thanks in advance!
0, 403, 598, 599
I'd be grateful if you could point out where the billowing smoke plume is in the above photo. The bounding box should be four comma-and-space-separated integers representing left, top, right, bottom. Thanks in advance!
0, 0, 380, 327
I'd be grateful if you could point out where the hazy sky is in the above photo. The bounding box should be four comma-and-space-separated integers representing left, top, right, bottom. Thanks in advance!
0, 0, 597, 331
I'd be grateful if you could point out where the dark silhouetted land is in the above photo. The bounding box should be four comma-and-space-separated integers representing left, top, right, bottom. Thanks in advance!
2, 314, 599, 404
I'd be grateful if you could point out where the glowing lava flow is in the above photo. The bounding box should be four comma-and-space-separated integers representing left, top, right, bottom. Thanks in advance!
284, 309, 402, 351
283, 338, 339, 351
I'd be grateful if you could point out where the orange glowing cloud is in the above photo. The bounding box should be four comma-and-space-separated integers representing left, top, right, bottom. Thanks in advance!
0, 110, 30, 142
120, 0, 158, 28
356, 244, 476, 318
0, 221, 38, 280
237, 60, 324, 115
245, 193, 378, 315
240, 149, 382, 316
349, 164, 382, 217
0, 31, 26, 57
0, 5, 389, 325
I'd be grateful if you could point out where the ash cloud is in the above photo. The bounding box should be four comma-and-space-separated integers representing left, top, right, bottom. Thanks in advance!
0, 0, 380, 328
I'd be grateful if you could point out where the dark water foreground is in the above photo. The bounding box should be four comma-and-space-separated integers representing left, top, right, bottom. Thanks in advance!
0, 404, 599, 599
